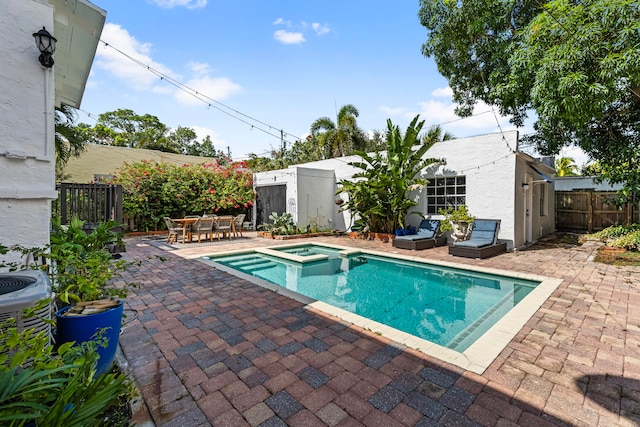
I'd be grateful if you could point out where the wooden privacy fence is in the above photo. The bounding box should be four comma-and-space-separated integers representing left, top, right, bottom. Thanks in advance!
555, 191, 635, 233
55, 183, 123, 228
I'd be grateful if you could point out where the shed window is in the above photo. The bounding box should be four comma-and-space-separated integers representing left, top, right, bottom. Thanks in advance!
425, 176, 466, 214
540, 185, 547, 216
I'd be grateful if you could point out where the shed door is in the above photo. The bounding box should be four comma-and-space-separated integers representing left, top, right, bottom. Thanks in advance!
256, 185, 286, 226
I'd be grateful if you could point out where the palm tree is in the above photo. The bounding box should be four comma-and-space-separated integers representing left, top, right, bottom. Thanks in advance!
309, 104, 367, 158
555, 157, 579, 176
55, 105, 86, 181
421, 124, 454, 144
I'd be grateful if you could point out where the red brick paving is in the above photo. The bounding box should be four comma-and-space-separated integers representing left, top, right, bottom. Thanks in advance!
120, 233, 640, 426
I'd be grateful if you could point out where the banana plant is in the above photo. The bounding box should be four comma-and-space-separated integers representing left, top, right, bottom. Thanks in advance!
338, 115, 441, 234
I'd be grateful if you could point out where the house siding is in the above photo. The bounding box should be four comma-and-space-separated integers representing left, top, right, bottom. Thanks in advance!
0, 0, 57, 266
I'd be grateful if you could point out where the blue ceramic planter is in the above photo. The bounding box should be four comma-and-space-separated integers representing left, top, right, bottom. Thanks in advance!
55, 301, 123, 376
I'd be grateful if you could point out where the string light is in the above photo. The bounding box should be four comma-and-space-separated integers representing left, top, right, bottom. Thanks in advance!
74, 36, 534, 160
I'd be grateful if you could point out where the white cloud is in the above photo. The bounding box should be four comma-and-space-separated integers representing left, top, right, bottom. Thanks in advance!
431, 86, 453, 98
312, 22, 330, 36
188, 61, 211, 77
274, 29, 306, 45
273, 18, 330, 44
379, 106, 410, 116
414, 99, 512, 132
273, 18, 292, 27
190, 125, 224, 145
95, 24, 241, 107
95, 23, 178, 89
174, 75, 242, 106
148, 0, 206, 9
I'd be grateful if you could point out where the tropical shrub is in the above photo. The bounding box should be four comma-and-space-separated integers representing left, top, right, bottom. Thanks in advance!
48, 218, 133, 304
337, 115, 440, 234
0, 303, 134, 426
258, 212, 298, 236
109, 160, 254, 231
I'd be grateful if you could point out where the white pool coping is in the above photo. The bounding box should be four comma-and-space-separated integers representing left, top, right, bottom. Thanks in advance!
199, 243, 562, 374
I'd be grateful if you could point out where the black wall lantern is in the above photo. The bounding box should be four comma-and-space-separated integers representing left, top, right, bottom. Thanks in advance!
33, 27, 57, 68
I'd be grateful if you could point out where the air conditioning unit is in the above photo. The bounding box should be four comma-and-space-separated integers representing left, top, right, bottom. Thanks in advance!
0, 270, 52, 353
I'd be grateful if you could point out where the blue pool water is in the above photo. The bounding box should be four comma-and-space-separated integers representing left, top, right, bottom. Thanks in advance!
208, 245, 539, 351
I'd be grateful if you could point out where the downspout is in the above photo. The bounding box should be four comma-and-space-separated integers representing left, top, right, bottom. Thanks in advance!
43, 67, 52, 159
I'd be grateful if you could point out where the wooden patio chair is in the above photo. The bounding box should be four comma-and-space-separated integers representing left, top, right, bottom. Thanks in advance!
214, 215, 233, 240
191, 217, 215, 243
232, 214, 246, 237
164, 217, 183, 244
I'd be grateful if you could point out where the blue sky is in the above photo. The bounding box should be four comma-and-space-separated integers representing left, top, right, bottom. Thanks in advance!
80, 0, 587, 164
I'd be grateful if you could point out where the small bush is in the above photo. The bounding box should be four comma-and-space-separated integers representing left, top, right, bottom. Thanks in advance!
609, 230, 640, 251
589, 224, 640, 241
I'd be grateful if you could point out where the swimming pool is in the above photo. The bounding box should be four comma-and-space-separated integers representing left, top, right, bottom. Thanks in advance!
202, 243, 562, 373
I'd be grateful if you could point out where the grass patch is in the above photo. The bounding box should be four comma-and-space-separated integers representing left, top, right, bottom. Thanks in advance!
594, 248, 640, 266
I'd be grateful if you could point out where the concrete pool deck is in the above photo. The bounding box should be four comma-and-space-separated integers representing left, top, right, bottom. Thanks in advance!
117, 232, 640, 426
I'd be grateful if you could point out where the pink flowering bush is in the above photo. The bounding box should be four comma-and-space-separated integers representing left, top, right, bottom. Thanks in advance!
110, 160, 254, 231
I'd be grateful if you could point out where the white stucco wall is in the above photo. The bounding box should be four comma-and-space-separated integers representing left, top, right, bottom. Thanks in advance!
419, 131, 519, 247
514, 155, 556, 248
0, 0, 57, 267
254, 130, 558, 249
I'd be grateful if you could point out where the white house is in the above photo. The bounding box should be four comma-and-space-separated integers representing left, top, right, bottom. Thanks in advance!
0, 0, 105, 266
253, 131, 556, 250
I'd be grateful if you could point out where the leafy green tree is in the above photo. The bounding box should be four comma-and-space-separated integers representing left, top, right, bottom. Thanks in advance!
80, 109, 177, 152
554, 157, 579, 177
338, 115, 440, 233
419, 0, 640, 198
183, 135, 230, 164
310, 104, 368, 158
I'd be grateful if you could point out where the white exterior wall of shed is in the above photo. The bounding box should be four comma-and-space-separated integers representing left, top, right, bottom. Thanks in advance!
295, 167, 336, 230
1, 0, 57, 266
295, 156, 362, 231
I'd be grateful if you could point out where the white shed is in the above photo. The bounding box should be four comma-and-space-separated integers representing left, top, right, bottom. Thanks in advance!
253, 130, 556, 250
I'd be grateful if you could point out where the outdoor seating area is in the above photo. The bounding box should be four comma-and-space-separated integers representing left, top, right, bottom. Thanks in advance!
392, 219, 447, 250
165, 214, 246, 244
448, 218, 507, 259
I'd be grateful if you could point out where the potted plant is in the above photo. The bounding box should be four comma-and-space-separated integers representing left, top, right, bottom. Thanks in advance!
46, 217, 133, 376
0, 301, 134, 425
439, 205, 475, 241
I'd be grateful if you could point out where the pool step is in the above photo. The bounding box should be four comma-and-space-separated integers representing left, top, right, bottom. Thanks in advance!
240, 261, 278, 273
447, 286, 531, 351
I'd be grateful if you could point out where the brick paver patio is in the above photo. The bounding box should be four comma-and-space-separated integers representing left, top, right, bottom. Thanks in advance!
115, 232, 640, 426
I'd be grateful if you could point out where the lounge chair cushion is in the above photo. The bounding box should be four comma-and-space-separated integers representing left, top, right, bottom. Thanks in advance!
452, 238, 493, 248
452, 219, 500, 248
395, 219, 439, 241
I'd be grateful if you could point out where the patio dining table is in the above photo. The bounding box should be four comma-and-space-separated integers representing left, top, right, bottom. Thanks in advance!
172, 217, 199, 243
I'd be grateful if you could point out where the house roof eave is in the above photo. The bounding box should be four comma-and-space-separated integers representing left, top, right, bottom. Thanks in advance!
50, 0, 106, 108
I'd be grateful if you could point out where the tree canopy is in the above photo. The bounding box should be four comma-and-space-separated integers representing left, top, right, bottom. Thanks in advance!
77, 108, 229, 161
419, 0, 640, 198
